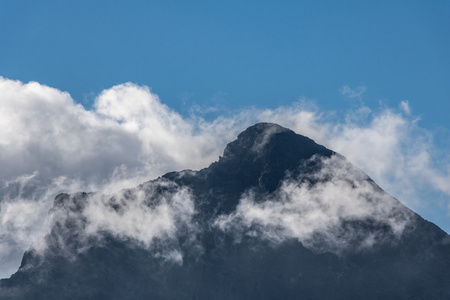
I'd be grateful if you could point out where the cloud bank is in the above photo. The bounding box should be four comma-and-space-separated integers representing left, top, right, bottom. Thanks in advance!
40, 179, 196, 265
0, 77, 449, 278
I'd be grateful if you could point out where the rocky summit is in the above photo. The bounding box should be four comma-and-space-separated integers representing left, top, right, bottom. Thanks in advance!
1, 123, 449, 299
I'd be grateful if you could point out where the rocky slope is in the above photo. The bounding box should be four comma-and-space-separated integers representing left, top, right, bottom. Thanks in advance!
1, 123, 449, 299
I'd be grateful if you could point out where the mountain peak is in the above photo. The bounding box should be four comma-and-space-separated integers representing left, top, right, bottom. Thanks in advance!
222, 122, 290, 157
222, 122, 332, 164
237, 122, 289, 139
206, 123, 335, 196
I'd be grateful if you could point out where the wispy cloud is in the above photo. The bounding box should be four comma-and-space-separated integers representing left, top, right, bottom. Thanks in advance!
399, 100, 411, 115
215, 155, 413, 254
340, 85, 366, 99
38, 178, 197, 264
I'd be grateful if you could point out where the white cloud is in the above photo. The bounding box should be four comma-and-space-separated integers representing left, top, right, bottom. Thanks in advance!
0, 77, 449, 278
0, 172, 86, 277
0, 78, 234, 278
84, 181, 196, 249
39, 179, 196, 264
323, 110, 450, 207
215, 155, 413, 254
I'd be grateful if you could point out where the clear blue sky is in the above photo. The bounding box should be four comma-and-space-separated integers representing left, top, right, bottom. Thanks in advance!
1, 1, 449, 120
1, 1, 449, 229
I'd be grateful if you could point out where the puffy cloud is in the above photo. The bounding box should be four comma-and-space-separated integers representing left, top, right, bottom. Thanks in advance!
0, 78, 239, 185
0, 77, 244, 278
0, 77, 449, 278
0, 78, 216, 277
215, 155, 413, 254
0, 77, 140, 183
323, 110, 450, 208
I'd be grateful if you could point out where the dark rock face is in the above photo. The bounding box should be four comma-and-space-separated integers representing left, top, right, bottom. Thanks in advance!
1, 123, 449, 299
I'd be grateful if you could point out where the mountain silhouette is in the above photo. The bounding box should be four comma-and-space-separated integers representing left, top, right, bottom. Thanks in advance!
1, 123, 449, 299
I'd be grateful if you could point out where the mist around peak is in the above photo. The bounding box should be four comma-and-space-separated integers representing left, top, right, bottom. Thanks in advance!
1, 78, 449, 280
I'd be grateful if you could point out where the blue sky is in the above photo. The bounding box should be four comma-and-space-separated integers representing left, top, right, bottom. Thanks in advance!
0, 1, 449, 277
2, 1, 449, 120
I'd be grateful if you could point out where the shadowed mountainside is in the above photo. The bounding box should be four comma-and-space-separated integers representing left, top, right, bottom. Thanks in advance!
1, 123, 449, 299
